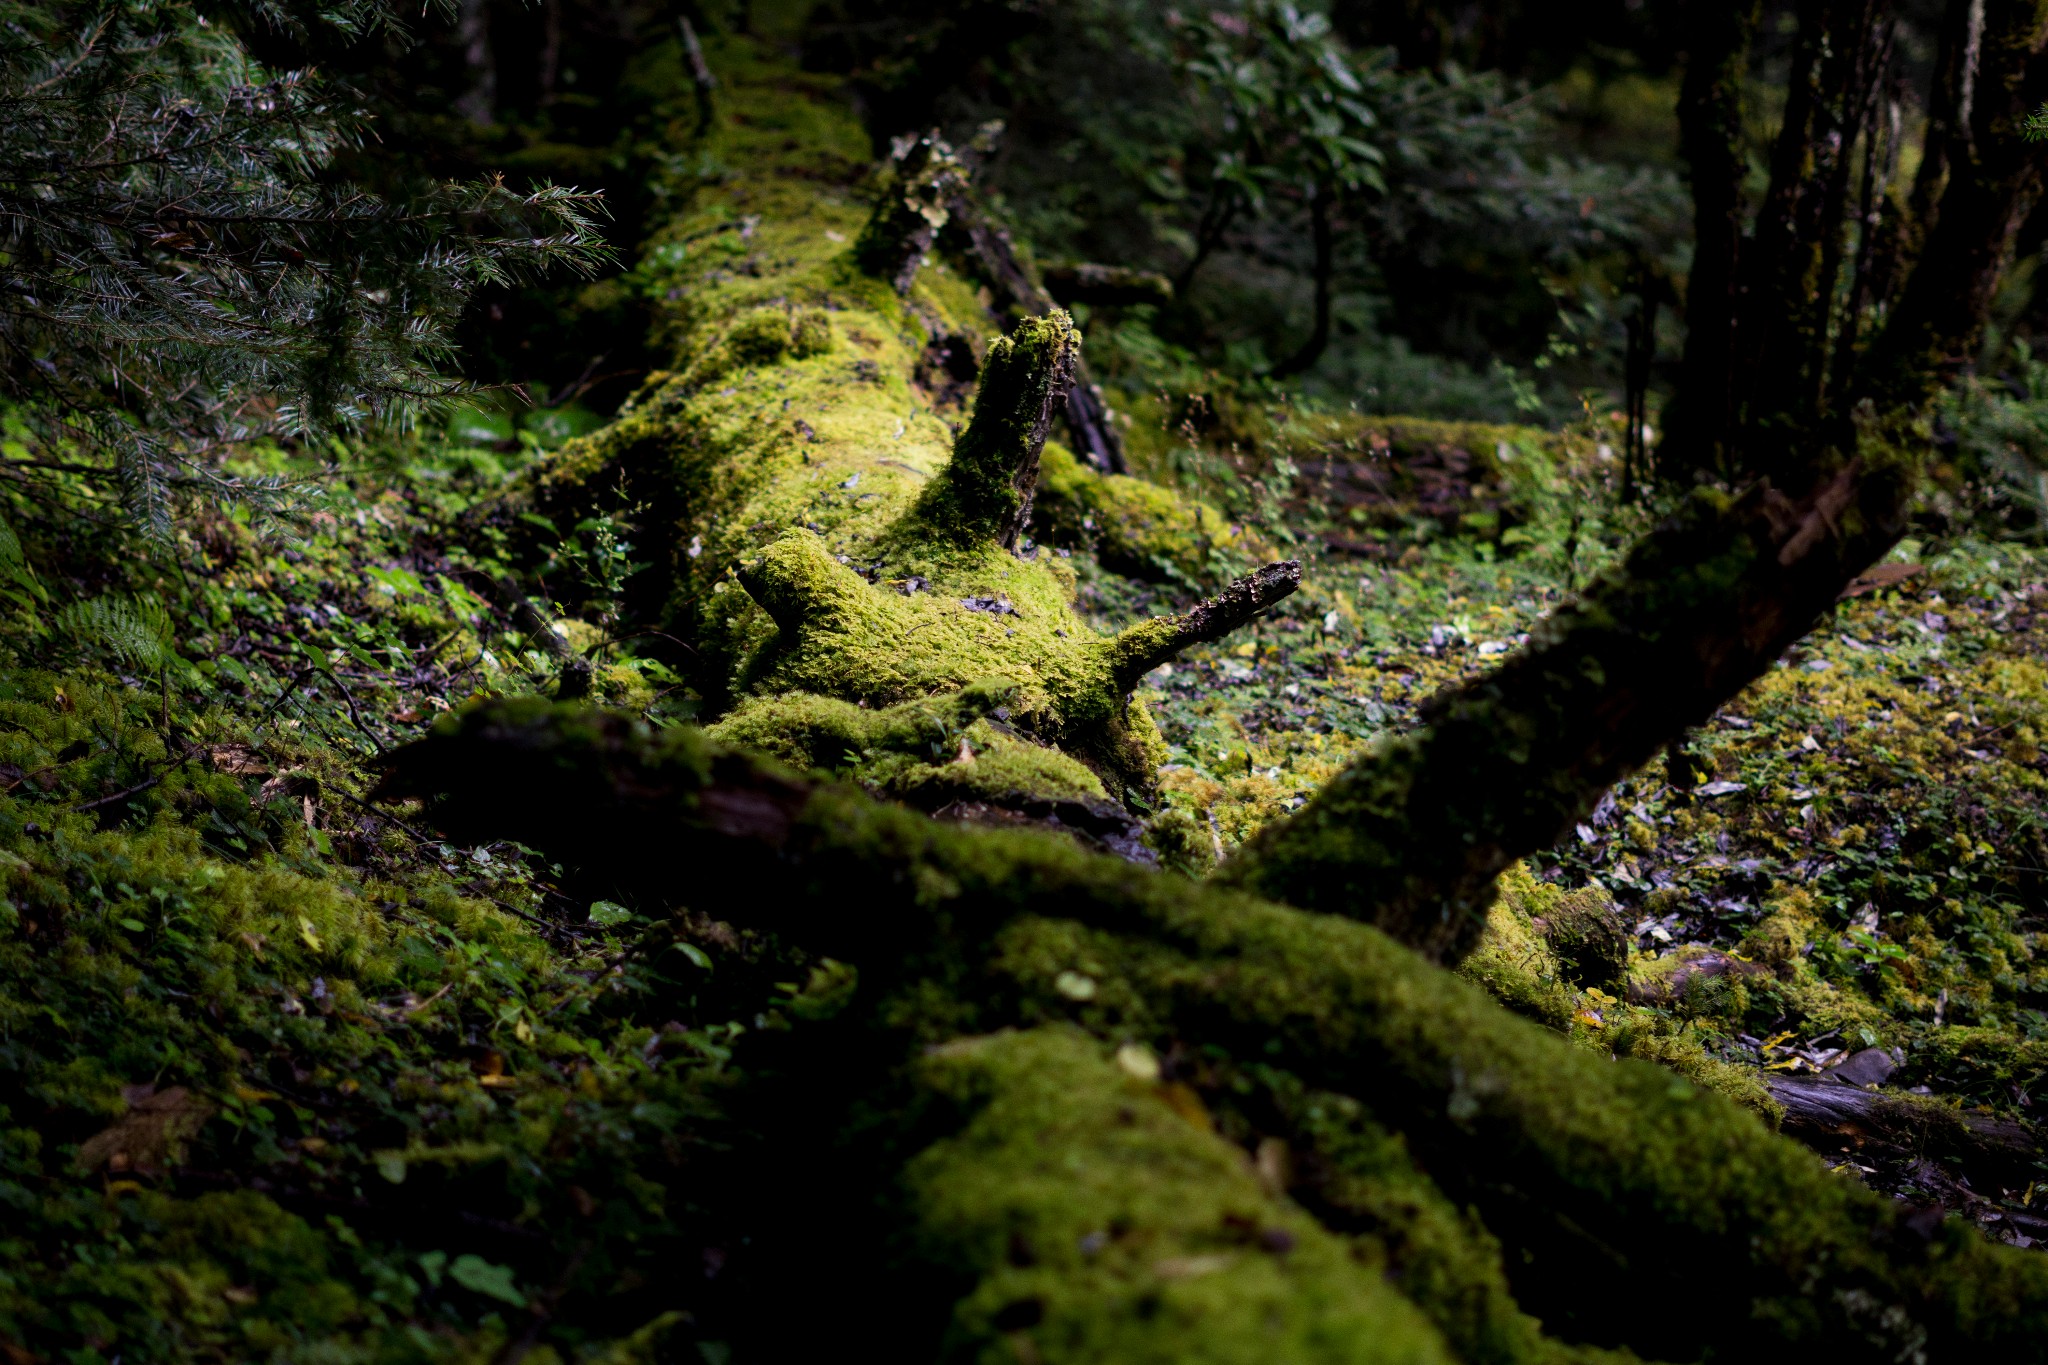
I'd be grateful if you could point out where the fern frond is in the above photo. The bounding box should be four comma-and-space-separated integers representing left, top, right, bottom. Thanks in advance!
54, 593, 171, 672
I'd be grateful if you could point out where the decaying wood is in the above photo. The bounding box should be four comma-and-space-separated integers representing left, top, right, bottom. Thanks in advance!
1109, 559, 1303, 690
942, 163, 1129, 473
1768, 1073, 2039, 1188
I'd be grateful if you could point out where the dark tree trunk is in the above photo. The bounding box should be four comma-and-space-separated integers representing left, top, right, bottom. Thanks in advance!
1269, 184, 1336, 380
1662, 0, 1760, 480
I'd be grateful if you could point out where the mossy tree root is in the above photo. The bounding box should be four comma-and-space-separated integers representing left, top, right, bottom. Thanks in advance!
378, 700, 2048, 1364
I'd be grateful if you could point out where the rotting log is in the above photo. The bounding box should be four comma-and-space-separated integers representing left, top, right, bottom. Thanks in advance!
493, 83, 1294, 821
379, 699, 2048, 1364
1768, 1074, 2041, 1187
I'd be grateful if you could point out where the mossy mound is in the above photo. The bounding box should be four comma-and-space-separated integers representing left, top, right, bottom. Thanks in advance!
0, 670, 727, 1361
1032, 440, 1243, 583
901, 1026, 1454, 1365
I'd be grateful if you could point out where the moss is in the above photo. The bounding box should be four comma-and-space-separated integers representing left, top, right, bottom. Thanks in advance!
1264, 1079, 1627, 1365
494, 47, 1235, 819
0, 672, 739, 1361
1536, 885, 1628, 990
1454, 869, 1778, 1118
1454, 867, 1577, 1031
899, 312, 1079, 552
1033, 440, 1241, 583
708, 682, 1109, 805
696, 304, 837, 381
397, 700, 2048, 1362
901, 1026, 1456, 1365
720, 527, 1167, 797
1903, 1025, 2048, 1097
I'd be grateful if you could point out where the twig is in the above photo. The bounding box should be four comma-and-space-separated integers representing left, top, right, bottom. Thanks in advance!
71, 771, 164, 812
1107, 560, 1303, 691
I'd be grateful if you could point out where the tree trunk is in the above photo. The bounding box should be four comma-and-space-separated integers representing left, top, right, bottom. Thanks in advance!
1269, 183, 1336, 380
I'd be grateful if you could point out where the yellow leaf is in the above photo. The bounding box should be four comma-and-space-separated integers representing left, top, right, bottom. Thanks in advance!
298, 916, 322, 952
513, 1017, 534, 1044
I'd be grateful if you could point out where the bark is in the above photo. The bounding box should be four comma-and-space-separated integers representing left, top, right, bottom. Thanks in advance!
1768, 1074, 2040, 1187
946, 184, 1129, 472
906, 312, 1079, 551
679, 15, 718, 129
1105, 559, 1302, 690
1663, 0, 1760, 477
854, 133, 966, 296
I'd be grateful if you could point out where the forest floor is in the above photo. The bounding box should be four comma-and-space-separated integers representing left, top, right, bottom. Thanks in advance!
2, 394, 2045, 1360
1089, 415, 2048, 1246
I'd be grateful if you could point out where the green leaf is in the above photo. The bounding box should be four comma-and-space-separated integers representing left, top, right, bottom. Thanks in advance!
448, 1254, 526, 1307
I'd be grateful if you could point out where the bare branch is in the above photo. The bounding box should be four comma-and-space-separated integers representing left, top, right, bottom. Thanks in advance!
1106, 560, 1302, 692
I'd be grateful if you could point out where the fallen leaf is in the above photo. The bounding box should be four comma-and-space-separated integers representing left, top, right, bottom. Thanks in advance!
1837, 562, 1924, 598
206, 744, 269, 776
1153, 1254, 1233, 1280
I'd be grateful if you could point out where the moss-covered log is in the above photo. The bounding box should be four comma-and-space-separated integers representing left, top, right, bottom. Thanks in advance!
493, 50, 1289, 817
380, 699, 2048, 1363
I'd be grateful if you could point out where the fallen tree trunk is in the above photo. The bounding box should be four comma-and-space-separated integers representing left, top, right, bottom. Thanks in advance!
1768, 1073, 2040, 1188
379, 699, 2048, 1363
